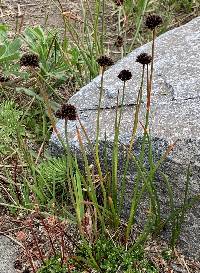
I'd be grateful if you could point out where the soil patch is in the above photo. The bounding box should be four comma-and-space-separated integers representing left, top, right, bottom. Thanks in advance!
0, 0, 80, 30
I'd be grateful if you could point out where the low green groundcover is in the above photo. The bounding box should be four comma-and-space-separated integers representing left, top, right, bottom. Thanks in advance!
38, 237, 158, 273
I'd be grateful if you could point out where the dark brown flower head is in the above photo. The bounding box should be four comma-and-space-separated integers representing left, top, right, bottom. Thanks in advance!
20, 53, 39, 67
96, 55, 114, 67
114, 0, 124, 6
136, 53, 152, 65
115, 36, 123, 48
0, 75, 9, 82
55, 104, 77, 120
118, 70, 132, 82
145, 14, 163, 30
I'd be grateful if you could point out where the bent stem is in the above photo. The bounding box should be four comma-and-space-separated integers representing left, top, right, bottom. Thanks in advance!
24, 243, 37, 273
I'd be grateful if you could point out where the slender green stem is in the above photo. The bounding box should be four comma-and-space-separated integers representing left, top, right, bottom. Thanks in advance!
54, 0, 67, 38
122, 6, 127, 57
125, 138, 176, 241
125, 151, 156, 241
128, 0, 149, 52
64, 118, 67, 142
95, 67, 104, 180
76, 126, 106, 232
119, 66, 145, 213
101, 0, 105, 54
95, 67, 107, 212
94, 0, 101, 54
111, 81, 126, 219
144, 63, 150, 130
140, 28, 156, 161
150, 29, 156, 94
35, 72, 67, 152
118, 81, 126, 128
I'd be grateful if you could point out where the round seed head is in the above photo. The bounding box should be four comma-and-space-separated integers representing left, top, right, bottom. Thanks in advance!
20, 53, 39, 67
115, 36, 123, 48
136, 53, 152, 65
55, 109, 62, 119
118, 69, 132, 82
145, 14, 163, 30
114, 0, 124, 6
55, 104, 77, 120
96, 55, 114, 67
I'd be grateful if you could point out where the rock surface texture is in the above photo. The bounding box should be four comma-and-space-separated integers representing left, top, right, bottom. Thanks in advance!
50, 17, 200, 260
0, 236, 19, 273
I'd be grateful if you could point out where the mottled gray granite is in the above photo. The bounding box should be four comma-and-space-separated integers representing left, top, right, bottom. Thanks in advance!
67, 16, 200, 110
50, 17, 200, 260
0, 236, 19, 273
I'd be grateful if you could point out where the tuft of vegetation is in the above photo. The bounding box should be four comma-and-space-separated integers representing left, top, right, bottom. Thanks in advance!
0, 100, 24, 156
0, 1, 200, 272
70, 236, 158, 273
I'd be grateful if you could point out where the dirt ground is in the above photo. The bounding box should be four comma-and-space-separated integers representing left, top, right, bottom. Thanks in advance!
1, 1, 199, 47
0, 0, 80, 30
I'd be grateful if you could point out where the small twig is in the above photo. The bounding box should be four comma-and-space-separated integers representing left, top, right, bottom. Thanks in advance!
40, 218, 57, 256
0, 184, 17, 204
0, 164, 28, 168
13, 156, 21, 203
35, 141, 45, 164
2, 150, 17, 162
0, 226, 27, 234
28, 219, 45, 265
19, 4, 38, 7
0, 233, 24, 248
0, 174, 7, 182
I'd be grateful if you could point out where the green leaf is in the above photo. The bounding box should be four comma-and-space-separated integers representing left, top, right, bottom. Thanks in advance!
33, 26, 46, 41
16, 87, 59, 110
0, 52, 20, 62
7, 38, 21, 54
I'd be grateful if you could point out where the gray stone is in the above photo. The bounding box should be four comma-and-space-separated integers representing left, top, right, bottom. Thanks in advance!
0, 236, 19, 273
50, 17, 200, 260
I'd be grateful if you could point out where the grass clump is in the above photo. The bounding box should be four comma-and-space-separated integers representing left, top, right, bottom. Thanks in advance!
0, 1, 200, 273
70, 236, 158, 273
0, 100, 24, 156
35, 157, 68, 205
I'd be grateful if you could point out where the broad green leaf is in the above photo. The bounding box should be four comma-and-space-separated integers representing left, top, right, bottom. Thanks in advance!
0, 52, 20, 62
